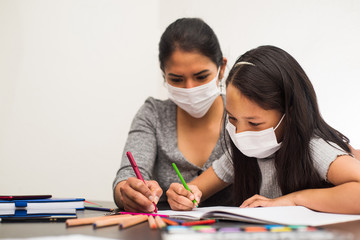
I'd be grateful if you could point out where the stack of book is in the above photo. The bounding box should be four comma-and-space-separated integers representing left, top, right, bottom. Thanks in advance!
0, 195, 85, 222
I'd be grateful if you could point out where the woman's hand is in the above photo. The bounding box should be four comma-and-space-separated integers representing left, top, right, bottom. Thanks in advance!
116, 177, 163, 212
166, 183, 202, 210
240, 193, 296, 208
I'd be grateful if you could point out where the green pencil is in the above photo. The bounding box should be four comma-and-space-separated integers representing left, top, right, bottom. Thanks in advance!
172, 163, 198, 206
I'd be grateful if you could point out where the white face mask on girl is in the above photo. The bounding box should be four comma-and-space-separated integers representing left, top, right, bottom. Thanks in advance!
167, 69, 220, 118
226, 114, 285, 158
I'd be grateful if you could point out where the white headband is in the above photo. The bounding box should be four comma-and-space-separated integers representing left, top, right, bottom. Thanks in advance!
234, 61, 255, 67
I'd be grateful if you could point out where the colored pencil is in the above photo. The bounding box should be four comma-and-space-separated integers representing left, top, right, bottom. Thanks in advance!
119, 215, 148, 229
85, 206, 114, 212
148, 215, 157, 229
93, 215, 133, 228
127, 151, 158, 213
66, 214, 130, 227
117, 211, 168, 218
172, 163, 198, 206
162, 217, 185, 224
161, 217, 179, 226
154, 215, 166, 228
182, 219, 216, 226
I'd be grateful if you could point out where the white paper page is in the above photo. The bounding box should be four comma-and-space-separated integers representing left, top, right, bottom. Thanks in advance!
202, 206, 360, 226
157, 207, 210, 220
157, 206, 254, 220
158, 206, 360, 226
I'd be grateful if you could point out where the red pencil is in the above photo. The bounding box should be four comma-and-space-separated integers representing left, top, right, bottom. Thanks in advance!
126, 151, 158, 213
182, 219, 216, 226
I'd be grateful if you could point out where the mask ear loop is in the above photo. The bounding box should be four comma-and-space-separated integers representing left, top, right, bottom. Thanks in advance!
217, 66, 226, 95
274, 114, 286, 130
219, 78, 225, 94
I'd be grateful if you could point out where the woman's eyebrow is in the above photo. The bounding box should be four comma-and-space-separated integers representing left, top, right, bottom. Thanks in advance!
193, 69, 210, 76
167, 73, 183, 77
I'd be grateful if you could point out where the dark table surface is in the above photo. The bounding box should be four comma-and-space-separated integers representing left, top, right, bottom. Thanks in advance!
1, 201, 360, 239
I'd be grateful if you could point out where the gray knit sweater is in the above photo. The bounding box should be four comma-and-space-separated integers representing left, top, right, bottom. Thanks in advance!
113, 96, 233, 207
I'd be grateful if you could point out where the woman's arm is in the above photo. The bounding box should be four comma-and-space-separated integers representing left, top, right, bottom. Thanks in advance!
240, 155, 360, 214
113, 98, 162, 212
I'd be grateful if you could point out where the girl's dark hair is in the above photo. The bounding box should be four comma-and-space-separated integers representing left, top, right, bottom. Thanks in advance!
225, 45, 350, 205
159, 18, 223, 71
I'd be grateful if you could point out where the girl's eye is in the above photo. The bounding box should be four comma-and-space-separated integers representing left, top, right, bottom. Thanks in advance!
228, 116, 236, 121
227, 116, 237, 124
249, 122, 261, 126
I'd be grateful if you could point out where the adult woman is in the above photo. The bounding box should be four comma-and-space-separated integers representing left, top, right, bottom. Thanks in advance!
113, 18, 233, 212
167, 45, 360, 214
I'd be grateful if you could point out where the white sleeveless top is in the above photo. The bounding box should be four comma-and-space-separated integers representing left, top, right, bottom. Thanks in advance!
212, 137, 349, 198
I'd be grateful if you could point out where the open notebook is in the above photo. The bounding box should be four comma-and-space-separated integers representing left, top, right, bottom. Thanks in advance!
157, 206, 360, 226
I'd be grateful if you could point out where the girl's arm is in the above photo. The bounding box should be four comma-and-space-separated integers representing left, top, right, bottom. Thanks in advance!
349, 144, 360, 160
166, 166, 229, 210
190, 166, 230, 201
295, 154, 360, 213
241, 155, 360, 214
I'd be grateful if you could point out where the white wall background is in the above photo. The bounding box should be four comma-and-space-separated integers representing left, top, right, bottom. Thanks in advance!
1, 0, 359, 202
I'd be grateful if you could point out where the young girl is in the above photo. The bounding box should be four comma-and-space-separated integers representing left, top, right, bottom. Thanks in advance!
167, 45, 360, 214
113, 18, 233, 212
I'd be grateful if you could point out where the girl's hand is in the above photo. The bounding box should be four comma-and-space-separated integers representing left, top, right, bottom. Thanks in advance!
118, 177, 163, 213
166, 183, 202, 210
240, 194, 296, 208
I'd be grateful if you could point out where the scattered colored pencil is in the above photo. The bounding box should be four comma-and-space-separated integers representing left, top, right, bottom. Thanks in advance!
182, 219, 216, 226
85, 206, 114, 212
154, 216, 167, 228
148, 215, 157, 229
93, 215, 133, 228
117, 211, 168, 218
119, 215, 148, 229
161, 217, 179, 226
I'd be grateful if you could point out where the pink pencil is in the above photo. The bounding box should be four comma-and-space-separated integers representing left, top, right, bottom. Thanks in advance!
118, 211, 168, 218
126, 151, 158, 213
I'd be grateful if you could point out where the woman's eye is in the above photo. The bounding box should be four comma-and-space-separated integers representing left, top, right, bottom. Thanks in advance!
169, 78, 183, 83
197, 74, 210, 81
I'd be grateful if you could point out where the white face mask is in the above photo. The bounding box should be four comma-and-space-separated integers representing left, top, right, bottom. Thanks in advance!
167, 69, 220, 118
226, 114, 285, 158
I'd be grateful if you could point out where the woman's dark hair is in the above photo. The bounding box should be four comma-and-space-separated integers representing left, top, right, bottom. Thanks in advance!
159, 18, 223, 71
225, 45, 350, 205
